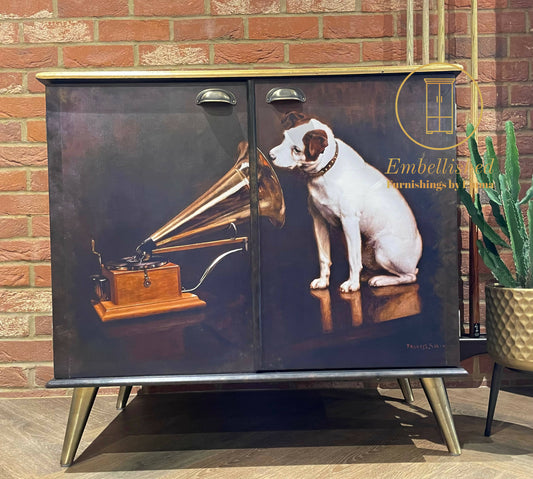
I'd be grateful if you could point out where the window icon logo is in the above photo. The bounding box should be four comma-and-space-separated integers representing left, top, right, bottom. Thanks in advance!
395, 62, 483, 151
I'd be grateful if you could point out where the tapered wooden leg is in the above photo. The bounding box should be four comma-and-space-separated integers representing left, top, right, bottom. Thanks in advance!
116, 385, 133, 410
485, 362, 504, 437
420, 377, 461, 455
60, 387, 99, 467
397, 378, 415, 403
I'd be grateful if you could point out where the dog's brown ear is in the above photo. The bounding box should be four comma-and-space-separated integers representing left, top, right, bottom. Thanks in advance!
281, 111, 310, 130
303, 129, 328, 162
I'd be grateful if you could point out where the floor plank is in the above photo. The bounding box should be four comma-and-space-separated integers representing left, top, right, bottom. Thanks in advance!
1, 386, 532, 478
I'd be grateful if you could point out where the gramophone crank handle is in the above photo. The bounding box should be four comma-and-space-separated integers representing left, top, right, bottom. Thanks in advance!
91, 239, 102, 267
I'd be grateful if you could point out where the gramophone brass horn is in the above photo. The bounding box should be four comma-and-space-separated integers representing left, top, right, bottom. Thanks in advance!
136, 141, 285, 257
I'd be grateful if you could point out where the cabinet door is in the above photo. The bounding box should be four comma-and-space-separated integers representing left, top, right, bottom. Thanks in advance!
255, 74, 459, 371
47, 80, 255, 378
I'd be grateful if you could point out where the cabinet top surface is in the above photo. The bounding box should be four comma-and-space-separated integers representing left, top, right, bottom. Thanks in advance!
37, 64, 462, 83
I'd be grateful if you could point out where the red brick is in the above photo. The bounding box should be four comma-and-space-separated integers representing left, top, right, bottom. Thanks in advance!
516, 135, 533, 155
363, 40, 406, 62
34, 265, 51, 287
510, 0, 533, 6
0, 96, 45, 119
478, 61, 529, 83
212, 0, 280, 15
0, 389, 68, 398
0, 122, 21, 142
0, 23, 18, 44
0, 340, 53, 362
35, 315, 52, 335
26, 120, 47, 143
99, 20, 170, 42
0, 73, 23, 94
448, 36, 507, 59
480, 85, 508, 108
478, 110, 528, 132
0, 239, 50, 261
0, 47, 57, 69
63, 45, 134, 68
478, 0, 508, 6
58, 0, 128, 17
34, 365, 54, 387
0, 0, 53, 18
478, 12, 526, 34
30, 170, 48, 191
456, 85, 508, 109
174, 18, 244, 41
0, 289, 52, 313
287, 0, 355, 12
23, 21, 93, 43
0, 194, 48, 215
520, 153, 533, 177
134, 0, 204, 16
509, 36, 533, 58
0, 367, 28, 388
0, 218, 27, 238
249, 16, 318, 40
139, 45, 209, 66
398, 12, 468, 36
289, 42, 359, 64
511, 85, 533, 106
324, 15, 393, 39
27, 73, 46, 93
362, 0, 423, 11
0, 170, 26, 191
215, 43, 284, 64
0, 146, 47, 168
0, 266, 30, 287
31, 216, 50, 237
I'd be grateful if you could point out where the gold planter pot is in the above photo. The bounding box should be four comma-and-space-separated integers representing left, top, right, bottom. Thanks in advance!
485, 284, 533, 371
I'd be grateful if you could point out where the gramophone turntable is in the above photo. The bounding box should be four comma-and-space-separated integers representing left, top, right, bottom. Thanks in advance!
90, 142, 285, 322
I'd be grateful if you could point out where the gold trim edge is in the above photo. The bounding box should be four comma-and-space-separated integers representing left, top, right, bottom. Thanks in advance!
36, 65, 463, 82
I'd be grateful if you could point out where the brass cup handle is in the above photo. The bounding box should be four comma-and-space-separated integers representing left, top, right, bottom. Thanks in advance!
196, 88, 237, 105
266, 87, 306, 103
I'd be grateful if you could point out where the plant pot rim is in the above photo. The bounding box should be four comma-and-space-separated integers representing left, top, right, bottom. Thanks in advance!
486, 283, 533, 292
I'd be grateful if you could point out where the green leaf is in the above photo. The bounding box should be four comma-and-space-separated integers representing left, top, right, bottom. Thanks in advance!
467, 124, 490, 186
526, 201, 533, 288
484, 188, 501, 205
477, 239, 518, 288
505, 121, 520, 201
485, 136, 501, 196
500, 174, 529, 286
488, 198, 509, 238
518, 177, 533, 206
457, 173, 509, 249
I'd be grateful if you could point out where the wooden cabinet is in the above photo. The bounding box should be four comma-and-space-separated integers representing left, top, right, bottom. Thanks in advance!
39, 66, 465, 466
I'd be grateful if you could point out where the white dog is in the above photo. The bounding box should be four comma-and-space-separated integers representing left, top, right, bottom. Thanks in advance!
269, 112, 422, 293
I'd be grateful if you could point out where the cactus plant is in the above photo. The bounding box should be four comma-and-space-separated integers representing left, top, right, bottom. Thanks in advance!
457, 121, 533, 289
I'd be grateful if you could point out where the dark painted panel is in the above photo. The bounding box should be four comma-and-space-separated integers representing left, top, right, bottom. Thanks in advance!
255, 73, 460, 371
47, 80, 254, 378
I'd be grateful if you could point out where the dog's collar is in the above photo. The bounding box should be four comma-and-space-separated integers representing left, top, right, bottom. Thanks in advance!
306, 140, 339, 178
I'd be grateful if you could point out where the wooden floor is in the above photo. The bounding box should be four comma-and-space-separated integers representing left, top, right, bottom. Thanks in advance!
1, 386, 533, 478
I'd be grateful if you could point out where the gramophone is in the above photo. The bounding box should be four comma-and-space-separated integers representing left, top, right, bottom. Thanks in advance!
90, 142, 285, 321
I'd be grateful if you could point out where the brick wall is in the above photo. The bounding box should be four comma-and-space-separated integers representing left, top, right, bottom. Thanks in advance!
0, 0, 532, 396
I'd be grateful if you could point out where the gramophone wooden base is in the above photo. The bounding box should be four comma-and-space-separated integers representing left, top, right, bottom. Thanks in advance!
92, 293, 206, 322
